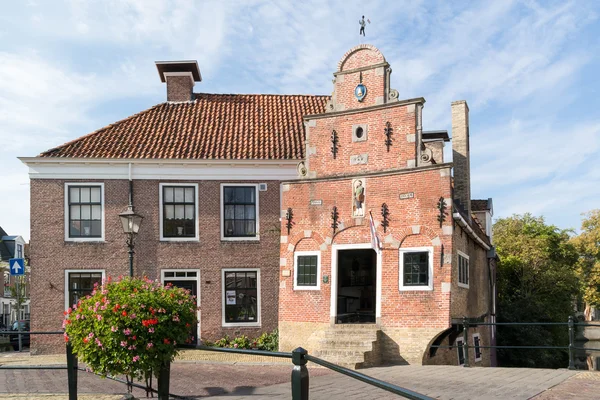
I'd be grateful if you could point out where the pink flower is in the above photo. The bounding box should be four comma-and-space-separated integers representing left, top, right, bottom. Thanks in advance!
76, 314, 81, 320
95, 338, 102, 347
88, 332, 94, 339
129, 314, 136, 319
233, 343, 238, 348
111, 326, 117, 332
96, 315, 102, 321
128, 345, 136, 350
132, 356, 140, 362
120, 341, 127, 347
172, 315, 180, 322
147, 343, 153, 349
148, 328, 154, 333
123, 329, 132, 336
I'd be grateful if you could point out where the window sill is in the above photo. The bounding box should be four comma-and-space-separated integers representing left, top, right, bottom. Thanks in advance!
399, 285, 434, 291
293, 286, 321, 291
222, 322, 261, 328
458, 283, 469, 289
159, 237, 200, 242
65, 239, 105, 243
221, 236, 260, 242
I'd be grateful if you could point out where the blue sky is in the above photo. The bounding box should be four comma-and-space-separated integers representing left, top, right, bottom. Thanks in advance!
1, 0, 599, 241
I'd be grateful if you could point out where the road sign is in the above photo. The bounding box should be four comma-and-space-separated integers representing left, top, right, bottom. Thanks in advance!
9, 258, 25, 276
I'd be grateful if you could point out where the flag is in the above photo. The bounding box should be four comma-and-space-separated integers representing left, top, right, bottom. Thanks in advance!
369, 211, 382, 254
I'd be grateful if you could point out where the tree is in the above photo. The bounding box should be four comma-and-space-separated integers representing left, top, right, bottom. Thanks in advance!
570, 210, 600, 320
494, 214, 579, 368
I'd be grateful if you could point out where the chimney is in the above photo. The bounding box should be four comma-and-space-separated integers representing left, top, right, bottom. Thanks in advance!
451, 100, 471, 217
155, 60, 202, 102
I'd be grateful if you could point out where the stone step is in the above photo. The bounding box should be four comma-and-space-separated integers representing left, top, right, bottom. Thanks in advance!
315, 349, 374, 357
317, 339, 376, 349
329, 324, 378, 330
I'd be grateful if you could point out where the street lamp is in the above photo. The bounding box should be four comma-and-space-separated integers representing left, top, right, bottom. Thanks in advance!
119, 206, 143, 277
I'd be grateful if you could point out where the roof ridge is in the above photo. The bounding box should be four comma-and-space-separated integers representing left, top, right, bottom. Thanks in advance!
194, 92, 330, 98
39, 103, 168, 157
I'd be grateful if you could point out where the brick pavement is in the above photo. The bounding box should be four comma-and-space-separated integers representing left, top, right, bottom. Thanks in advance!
1, 349, 597, 400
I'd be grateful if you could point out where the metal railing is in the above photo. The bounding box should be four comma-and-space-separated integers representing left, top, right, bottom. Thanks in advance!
0, 331, 432, 400
430, 316, 600, 369
181, 344, 433, 400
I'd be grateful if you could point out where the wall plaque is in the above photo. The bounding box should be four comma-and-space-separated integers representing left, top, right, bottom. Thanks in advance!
310, 200, 323, 206
350, 154, 368, 165
400, 192, 414, 200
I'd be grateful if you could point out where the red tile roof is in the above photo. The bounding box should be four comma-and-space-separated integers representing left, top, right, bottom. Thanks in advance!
40, 93, 329, 160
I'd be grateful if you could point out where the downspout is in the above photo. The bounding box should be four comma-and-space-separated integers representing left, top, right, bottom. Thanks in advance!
128, 163, 134, 209
416, 103, 423, 166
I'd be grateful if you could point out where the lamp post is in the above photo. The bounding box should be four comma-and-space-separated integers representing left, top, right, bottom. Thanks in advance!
119, 207, 143, 277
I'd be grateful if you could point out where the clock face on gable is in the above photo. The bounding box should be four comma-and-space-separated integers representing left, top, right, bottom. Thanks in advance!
354, 84, 367, 102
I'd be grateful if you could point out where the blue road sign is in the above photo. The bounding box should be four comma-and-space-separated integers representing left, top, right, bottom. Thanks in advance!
9, 258, 25, 276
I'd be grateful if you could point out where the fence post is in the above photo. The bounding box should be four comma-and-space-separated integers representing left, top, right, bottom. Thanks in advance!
291, 347, 309, 400
463, 317, 470, 368
66, 342, 78, 400
157, 360, 171, 400
568, 316, 575, 370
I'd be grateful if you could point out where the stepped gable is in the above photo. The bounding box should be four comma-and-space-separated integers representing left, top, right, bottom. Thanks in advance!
39, 93, 329, 160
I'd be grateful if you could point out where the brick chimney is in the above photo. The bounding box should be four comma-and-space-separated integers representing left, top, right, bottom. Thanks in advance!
155, 61, 202, 102
451, 100, 471, 217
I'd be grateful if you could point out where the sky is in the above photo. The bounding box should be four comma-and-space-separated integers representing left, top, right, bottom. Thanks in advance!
0, 0, 599, 241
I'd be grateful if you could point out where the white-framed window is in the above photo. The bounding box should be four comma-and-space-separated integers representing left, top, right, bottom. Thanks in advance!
3, 272, 11, 297
399, 247, 434, 291
458, 250, 469, 288
222, 269, 260, 327
64, 270, 105, 310
456, 337, 465, 366
159, 183, 199, 241
294, 251, 321, 290
64, 183, 105, 241
473, 333, 482, 362
220, 184, 260, 241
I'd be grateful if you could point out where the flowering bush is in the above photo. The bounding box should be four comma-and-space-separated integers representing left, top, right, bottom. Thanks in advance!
64, 277, 197, 383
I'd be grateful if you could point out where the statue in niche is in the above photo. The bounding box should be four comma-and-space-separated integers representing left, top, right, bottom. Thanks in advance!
352, 179, 365, 217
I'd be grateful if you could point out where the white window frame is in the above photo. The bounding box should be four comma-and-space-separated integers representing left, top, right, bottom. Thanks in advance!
221, 268, 261, 328
456, 337, 465, 366
159, 183, 200, 242
64, 182, 105, 242
399, 246, 434, 291
220, 183, 260, 241
161, 269, 201, 343
294, 251, 321, 290
457, 250, 470, 289
472, 333, 482, 362
64, 269, 105, 310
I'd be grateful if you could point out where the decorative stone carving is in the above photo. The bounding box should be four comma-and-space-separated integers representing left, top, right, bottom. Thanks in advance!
352, 178, 365, 217
297, 162, 307, 177
350, 154, 368, 165
388, 89, 399, 101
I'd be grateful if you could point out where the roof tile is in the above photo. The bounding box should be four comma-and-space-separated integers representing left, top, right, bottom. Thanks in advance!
40, 93, 329, 160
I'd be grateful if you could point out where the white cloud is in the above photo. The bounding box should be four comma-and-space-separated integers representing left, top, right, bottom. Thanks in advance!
0, 0, 599, 241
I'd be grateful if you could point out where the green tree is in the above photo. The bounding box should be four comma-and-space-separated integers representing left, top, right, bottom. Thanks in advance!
494, 214, 579, 368
570, 210, 600, 320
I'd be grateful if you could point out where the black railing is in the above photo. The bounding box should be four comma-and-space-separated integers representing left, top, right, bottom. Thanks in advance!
430, 316, 600, 369
0, 331, 432, 400
0, 330, 77, 400
181, 344, 433, 400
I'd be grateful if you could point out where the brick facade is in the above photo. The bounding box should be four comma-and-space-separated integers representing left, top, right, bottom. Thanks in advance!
278, 44, 494, 366
24, 44, 495, 366
29, 178, 280, 353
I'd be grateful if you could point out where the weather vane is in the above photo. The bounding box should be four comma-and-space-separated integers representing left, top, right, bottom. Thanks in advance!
359, 15, 371, 37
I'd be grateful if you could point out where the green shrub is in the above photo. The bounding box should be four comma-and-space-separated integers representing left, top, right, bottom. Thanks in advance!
64, 277, 197, 383
205, 329, 278, 351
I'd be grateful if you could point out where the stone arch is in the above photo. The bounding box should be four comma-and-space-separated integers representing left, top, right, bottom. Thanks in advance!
396, 225, 442, 248
337, 44, 386, 72
331, 223, 371, 245
288, 229, 327, 252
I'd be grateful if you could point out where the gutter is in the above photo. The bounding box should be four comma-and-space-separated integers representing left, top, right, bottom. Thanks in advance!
452, 212, 491, 250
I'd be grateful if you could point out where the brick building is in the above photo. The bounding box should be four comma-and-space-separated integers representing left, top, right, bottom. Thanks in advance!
21, 44, 496, 367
